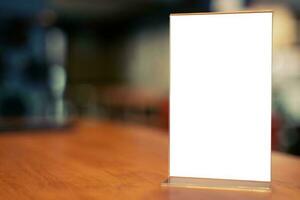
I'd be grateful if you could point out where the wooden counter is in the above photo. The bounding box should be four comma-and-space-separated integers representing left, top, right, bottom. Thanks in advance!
0, 119, 299, 199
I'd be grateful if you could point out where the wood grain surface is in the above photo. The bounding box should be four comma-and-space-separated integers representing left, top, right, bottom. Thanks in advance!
0, 119, 299, 200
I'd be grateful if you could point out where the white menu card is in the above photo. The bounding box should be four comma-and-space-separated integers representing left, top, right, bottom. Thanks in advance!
170, 12, 272, 182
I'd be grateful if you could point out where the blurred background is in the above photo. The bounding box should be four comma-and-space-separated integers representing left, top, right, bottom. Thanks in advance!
0, 0, 299, 156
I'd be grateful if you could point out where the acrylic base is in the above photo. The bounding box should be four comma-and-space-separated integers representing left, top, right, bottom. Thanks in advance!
161, 177, 271, 192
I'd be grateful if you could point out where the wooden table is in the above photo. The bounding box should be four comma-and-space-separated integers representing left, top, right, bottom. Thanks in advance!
0, 119, 299, 200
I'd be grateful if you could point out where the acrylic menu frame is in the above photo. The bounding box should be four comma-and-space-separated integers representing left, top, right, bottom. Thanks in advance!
163, 11, 273, 192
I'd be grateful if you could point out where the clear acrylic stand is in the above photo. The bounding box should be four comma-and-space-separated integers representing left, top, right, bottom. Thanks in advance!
161, 177, 271, 192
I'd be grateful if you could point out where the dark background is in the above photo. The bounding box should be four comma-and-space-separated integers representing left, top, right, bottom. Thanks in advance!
0, 0, 300, 156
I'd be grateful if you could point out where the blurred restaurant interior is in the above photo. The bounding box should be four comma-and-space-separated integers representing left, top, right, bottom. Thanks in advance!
0, 0, 299, 156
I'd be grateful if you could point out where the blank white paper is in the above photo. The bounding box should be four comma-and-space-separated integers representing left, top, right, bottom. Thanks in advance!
170, 12, 272, 182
